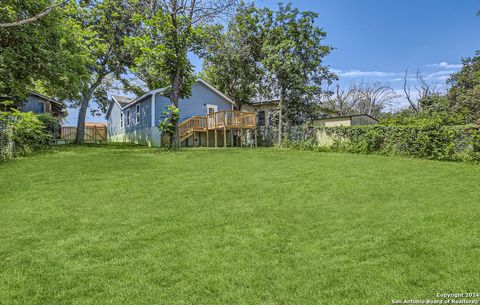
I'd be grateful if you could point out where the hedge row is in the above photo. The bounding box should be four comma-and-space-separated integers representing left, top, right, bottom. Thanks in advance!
283, 125, 480, 163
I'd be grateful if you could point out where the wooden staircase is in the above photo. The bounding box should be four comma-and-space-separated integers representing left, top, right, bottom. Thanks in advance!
179, 116, 207, 143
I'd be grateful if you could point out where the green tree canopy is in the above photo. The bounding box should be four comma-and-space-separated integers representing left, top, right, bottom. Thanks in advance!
126, 0, 236, 149
261, 3, 335, 142
447, 53, 480, 123
0, 0, 88, 101
67, 0, 137, 143
201, 2, 265, 109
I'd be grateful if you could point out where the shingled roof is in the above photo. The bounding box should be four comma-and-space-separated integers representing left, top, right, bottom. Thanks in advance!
112, 95, 133, 107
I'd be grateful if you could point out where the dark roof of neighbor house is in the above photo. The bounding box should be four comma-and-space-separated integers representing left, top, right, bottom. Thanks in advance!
1, 91, 63, 106
112, 95, 133, 107
314, 113, 379, 122
29, 91, 63, 106
251, 99, 280, 106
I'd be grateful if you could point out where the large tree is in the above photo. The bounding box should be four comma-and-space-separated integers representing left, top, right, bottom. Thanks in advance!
201, 2, 265, 109
0, 0, 67, 28
447, 54, 480, 123
0, 0, 88, 101
260, 3, 335, 144
126, 0, 236, 150
68, 0, 136, 144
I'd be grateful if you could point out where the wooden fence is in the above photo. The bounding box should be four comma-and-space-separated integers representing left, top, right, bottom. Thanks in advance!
60, 126, 107, 143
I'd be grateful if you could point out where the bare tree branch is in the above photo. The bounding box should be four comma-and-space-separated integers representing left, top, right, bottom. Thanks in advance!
354, 81, 399, 116
0, 0, 68, 28
403, 69, 419, 113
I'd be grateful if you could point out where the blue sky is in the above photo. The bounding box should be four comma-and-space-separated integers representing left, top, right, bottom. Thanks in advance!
65, 0, 479, 125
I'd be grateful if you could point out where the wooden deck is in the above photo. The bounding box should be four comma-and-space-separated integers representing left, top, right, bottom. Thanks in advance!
179, 110, 257, 147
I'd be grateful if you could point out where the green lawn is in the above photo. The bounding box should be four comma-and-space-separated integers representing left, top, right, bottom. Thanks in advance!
1, 145, 479, 305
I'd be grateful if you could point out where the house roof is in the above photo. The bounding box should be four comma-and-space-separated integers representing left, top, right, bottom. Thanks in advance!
314, 113, 379, 122
112, 95, 133, 107
251, 99, 280, 106
29, 91, 63, 106
1, 91, 63, 106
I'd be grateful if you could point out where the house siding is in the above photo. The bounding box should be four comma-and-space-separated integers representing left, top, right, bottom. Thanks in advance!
154, 94, 170, 127
107, 102, 122, 137
155, 82, 234, 124
124, 96, 152, 132
22, 95, 45, 113
107, 80, 234, 147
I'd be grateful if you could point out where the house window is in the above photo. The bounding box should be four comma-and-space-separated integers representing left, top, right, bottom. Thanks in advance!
206, 104, 218, 114
136, 104, 140, 124
120, 112, 124, 128
126, 109, 130, 127
258, 110, 266, 126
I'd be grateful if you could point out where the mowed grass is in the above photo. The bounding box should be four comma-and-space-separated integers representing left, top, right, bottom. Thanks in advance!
1, 145, 479, 305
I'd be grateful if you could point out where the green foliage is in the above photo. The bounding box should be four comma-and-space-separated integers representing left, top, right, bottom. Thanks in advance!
201, 2, 265, 108
0, 0, 89, 100
0, 110, 51, 160
37, 113, 61, 138
261, 3, 336, 121
380, 111, 467, 128
283, 125, 480, 163
125, 2, 197, 96
447, 54, 480, 123
158, 105, 180, 137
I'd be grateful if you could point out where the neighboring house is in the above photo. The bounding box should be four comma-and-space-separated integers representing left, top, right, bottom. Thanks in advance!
241, 100, 279, 128
0, 92, 65, 117
106, 79, 247, 147
312, 114, 378, 127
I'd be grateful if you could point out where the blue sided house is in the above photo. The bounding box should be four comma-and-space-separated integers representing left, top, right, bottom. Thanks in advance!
106, 79, 257, 148
0, 92, 65, 118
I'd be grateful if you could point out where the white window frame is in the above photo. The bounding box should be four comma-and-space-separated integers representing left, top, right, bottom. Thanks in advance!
120, 112, 124, 128
206, 104, 218, 114
126, 109, 130, 127
136, 104, 140, 124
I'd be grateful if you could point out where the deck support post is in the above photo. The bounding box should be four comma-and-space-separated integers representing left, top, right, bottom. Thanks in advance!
240, 128, 243, 147
193, 131, 195, 147
224, 127, 227, 147
214, 129, 217, 147
206, 130, 209, 147
231, 130, 234, 147
254, 128, 257, 148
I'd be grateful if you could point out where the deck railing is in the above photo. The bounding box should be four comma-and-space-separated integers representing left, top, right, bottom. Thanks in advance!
180, 110, 256, 136
206, 110, 256, 129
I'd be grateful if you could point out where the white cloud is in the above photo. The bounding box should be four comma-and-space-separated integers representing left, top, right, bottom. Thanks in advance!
425, 61, 462, 69
334, 69, 398, 78
424, 70, 457, 81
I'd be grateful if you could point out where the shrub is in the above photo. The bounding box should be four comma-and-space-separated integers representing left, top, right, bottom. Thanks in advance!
283, 125, 480, 163
380, 111, 467, 127
0, 110, 51, 161
38, 113, 61, 139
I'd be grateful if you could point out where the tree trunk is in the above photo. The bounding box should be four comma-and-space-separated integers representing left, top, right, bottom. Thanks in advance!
75, 95, 89, 144
169, 71, 181, 150
75, 75, 104, 144
278, 97, 283, 146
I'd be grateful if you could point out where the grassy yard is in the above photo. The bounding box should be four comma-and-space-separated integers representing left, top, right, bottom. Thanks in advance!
1, 145, 479, 305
